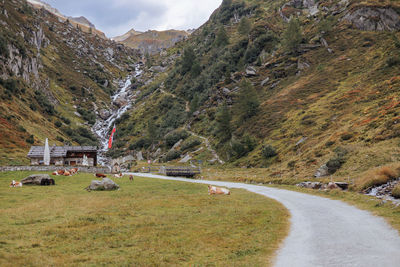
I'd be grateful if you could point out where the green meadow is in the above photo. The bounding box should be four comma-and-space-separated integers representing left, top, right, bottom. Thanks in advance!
0, 172, 289, 266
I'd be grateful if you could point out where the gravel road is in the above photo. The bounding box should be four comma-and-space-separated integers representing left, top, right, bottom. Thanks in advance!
127, 173, 400, 267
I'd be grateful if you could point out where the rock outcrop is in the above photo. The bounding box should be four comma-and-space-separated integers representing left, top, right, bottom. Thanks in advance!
343, 7, 400, 31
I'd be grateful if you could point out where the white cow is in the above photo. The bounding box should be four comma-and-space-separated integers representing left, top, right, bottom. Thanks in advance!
208, 185, 230, 195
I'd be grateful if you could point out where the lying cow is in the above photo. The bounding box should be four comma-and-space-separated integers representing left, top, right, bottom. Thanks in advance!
10, 180, 22, 188
114, 173, 123, 178
208, 185, 230, 195
69, 168, 78, 175
95, 173, 107, 178
52, 170, 65, 176
64, 171, 71, 176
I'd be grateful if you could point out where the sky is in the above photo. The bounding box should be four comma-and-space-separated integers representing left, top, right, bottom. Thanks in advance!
45, 0, 223, 38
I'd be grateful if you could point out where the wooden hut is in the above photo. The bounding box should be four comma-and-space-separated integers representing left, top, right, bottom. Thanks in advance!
27, 146, 98, 166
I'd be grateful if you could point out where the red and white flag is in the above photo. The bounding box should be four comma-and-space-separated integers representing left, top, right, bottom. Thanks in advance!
108, 125, 116, 149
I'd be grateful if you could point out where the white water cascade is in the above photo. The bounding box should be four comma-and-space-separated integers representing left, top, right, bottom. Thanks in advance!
92, 64, 142, 165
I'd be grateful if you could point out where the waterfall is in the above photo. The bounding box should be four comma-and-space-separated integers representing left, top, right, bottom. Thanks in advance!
92, 64, 142, 165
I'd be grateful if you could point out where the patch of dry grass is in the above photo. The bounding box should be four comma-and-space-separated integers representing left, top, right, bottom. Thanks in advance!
0, 171, 289, 266
392, 184, 400, 199
353, 164, 400, 191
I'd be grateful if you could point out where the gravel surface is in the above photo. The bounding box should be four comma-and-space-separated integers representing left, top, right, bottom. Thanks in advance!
127, 173, 400, 267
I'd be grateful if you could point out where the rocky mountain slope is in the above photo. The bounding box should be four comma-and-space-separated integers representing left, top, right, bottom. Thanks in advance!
108, 0, 400, 179
114, 29, 189, 54
26, 0, 106, 39
0, 0, 139, 165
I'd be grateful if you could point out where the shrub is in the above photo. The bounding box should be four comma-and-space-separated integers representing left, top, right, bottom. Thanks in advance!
325, 141, 335, 147
180, 137, 202, 152
326, 157, 345, 174
54, 121, 62, 128
341, 133, 353, 141
166, 150, 181, 161
0, 34, 8, 57
132, 137, 151, 150
165, 130, 189, 147
56, 136, 64, 142
61, 116, 71, 125
262, 145, 277, 159
26, 135, 34, 144
386, 57, 400, 67
392, 184, 400, 199
34, 91, 55, 115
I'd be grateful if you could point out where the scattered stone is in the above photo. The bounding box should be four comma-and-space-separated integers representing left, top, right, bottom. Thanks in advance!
179, 154, 192, 163
136, 151, 144, 161
245, 66, 257, 77
86, 178, 119, 191
296, 182, 322, 189
326, 182, 339, 190
261, 77, 270, 86
172, 139, 183, 150
222, 87, 231, 95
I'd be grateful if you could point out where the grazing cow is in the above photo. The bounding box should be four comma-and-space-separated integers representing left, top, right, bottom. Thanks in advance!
95, 173, 107, 178
208, 185, 230, 195
129, 175, 134, 181
10, 180, 22, 188
114, 173, 123, 178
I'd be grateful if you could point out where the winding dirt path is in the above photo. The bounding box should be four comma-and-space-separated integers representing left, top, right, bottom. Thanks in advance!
127, 173, 400, 267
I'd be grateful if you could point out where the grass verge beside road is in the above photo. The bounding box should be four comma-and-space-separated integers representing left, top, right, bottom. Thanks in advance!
0, 171, 289, 266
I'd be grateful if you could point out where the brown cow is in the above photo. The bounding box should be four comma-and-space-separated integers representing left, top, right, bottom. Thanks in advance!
69, 168, 79, 175
64, 171, 71, 176
114, 173, 123, 178
52, 170, 65, 176
95, 173, 107, 178
129, 175, 134, 181
208, 185, 230, 195
10, 180, 22, 187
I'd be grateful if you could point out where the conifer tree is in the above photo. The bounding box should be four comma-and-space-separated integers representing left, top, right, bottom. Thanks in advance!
238, 17, 251, 36
215, 103, 232, 142
215, 26, 229, 47
181, 46, 195, 75
236, 79, 259, 122
282, 18, 302, 53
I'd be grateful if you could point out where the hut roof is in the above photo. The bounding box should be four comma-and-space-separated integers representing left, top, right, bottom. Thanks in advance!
27, 146, 97, 158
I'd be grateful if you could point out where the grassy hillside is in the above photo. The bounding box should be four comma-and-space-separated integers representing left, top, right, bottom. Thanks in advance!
0, 0, 138, 165
0, 172, 289, 266
110, 0, 400, 180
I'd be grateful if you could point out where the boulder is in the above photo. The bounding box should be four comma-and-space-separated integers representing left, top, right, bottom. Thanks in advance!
86, 178, 119, 191
179, 154, 192, 163
326, 182, 339, 190
315, 164, 329, 178
99, 109, 111, 120
245, 66, 257, 76
21, 174, 52, 185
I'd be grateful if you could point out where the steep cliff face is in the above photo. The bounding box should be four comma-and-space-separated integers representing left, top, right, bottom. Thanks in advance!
110, 0, 400, 179
0, 0, 138, 165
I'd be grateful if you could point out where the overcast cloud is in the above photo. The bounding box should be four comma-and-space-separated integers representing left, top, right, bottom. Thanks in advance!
45, 0, 222, 37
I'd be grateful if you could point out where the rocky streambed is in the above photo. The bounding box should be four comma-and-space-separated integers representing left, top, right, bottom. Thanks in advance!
92, 63, 143, 165
365, 178, 400, 205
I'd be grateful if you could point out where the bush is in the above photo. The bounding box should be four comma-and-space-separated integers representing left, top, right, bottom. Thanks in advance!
392, 184, 400, 199
77, 108, 96, 125
180, 137, 202, 152
132, 137, 151, 150
386, 57, 400, 67
282, 18, 302, 53
341, 133, 353, 141
0, 34, 8, 57
262, 145, 277, 159
325, 141, 335, 147
326, 157, 345, 174
26, 135, 34, 144
165, 130, 189, 147
166, 150, 181, 161
54, 121, 62, 128
34, 91, 55, 115
56, 136, 64, 142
